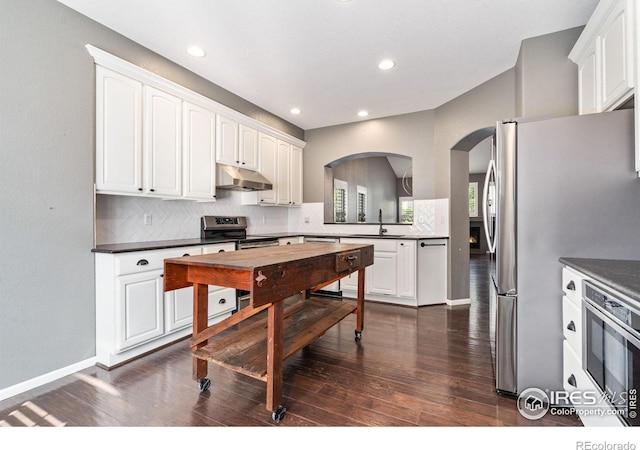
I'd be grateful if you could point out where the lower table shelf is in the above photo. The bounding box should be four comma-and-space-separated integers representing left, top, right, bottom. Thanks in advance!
193, 296, 357, 381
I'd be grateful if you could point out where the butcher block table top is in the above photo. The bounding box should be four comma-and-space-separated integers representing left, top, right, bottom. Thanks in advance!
164, 242, 374, 307
163, 242, 374, 422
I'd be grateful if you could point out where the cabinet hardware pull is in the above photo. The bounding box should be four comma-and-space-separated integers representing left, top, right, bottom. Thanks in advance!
566, 280, 576, 291
567, 374, 577, 388
566, 321, 576, 332
183, 253, 190, 257
346, 255, 358, 261
136, 259, 149, 266
255, 271, 267, 287
160, 274, 164, 278
218, 249, 225, 253
150, 188, 155, 192
421, 242, 446, 247
138, 188, 143, 191
219, 298, 226, 304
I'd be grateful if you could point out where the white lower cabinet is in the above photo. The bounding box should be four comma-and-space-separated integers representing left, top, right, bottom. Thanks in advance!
96, 244, 235, 368
117, 270, 164, 351
560, 265, 624, 427
339, 238, 444, 307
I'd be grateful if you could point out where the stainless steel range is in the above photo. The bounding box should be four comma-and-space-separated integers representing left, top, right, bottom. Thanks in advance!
201, 216, 280, 249
201, 216, 280, 310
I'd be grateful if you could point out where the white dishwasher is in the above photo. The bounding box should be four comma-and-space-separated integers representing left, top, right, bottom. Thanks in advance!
304, 237, 341, 296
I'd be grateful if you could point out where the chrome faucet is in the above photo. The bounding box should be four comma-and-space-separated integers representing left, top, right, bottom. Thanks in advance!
378, 209, 387, 236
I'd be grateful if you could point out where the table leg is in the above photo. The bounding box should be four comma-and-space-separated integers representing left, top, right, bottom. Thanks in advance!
266, 300, 284, 412
192, 283, 209, 385
356, 268, 365, 340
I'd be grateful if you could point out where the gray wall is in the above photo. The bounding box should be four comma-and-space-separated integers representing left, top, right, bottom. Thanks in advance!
0, 0, 301, 390
304, 110, 436, 203
516, 27, 582, 118
436, 69, 517, 301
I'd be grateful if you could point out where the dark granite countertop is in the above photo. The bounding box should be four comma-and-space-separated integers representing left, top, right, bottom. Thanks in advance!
93, 233, 448, 254
559, 257, 640, 303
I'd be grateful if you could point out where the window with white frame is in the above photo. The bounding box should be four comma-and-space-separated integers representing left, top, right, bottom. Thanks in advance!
334, 179, 348, 223
356, 185, 367, 223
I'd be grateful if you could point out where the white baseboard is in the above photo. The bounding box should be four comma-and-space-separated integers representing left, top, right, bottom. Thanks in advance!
446, 298, 471, 306
0, 357, 97, 402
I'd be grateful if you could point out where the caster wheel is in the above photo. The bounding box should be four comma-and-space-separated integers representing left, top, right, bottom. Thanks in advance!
271, 405, 287, 423
355, 330, 362, 341
198, 378, 211, 392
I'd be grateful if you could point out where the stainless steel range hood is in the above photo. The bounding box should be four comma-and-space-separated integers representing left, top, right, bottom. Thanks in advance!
215, 164, 273, 191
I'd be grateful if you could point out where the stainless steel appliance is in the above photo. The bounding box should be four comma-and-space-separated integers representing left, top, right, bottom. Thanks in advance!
303, 237, 341, 295
583, 281, 640, 426
215, 164, 273, 191
481, 109, 640, 396
201, 216, 280, 310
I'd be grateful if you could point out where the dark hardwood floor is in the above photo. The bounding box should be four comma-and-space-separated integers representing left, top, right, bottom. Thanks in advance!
0, 254, 581, 428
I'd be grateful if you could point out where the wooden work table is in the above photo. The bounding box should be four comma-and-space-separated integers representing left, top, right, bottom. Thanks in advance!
163, 242, 374, 422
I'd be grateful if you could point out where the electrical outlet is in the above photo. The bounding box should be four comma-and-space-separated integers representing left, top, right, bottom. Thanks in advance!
304, 216, 310, 224
144, 214, 152, 225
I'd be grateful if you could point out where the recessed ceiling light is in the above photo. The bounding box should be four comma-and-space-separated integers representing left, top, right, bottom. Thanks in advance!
186, 46, 206, 58
357, 110, 369, 118
378, 59, 395, 70
290, 107, 301, 115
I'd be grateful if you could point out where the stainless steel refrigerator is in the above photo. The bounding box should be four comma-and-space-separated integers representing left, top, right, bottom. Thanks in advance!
481, 108, 640, 396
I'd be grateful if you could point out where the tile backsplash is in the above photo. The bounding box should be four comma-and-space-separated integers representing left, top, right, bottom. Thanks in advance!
95, 193, 449, 245
95, 190, 289, 245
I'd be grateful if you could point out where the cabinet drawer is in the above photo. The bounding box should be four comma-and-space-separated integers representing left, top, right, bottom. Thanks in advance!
116, 246, 200, 275
209, 288, 235, 317
562, 266, 586, 303
336, 250, 362, 272
562, 295, 582, 358
562, 340, 586, 394
202, 243, 236, 254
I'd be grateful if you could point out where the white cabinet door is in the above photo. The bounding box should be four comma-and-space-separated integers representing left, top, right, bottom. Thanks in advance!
239, 124, 259, 170
95, 66, 143, 194
290, 145, 303, 206
600, 0, 634, 110
397, 241, 416, 298
116, 270, 164, 351
577, 44, 600, 114
144, 86, 182, 197
183, 102, 216, 200
369, 252, 397, 296
258, 132, 278, 204
276, 139, 291, 205
165, 286, 194, 332
216, 115, 239, 166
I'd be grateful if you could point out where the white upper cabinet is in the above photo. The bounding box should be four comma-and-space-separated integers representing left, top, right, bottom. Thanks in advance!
570, 0, 635, 113
182, 102, 217, 200
88, 45, 306, 198
600, 0, 635, 109
239, 124, 259, 170
290, 145, 303, 206
256, 132, 278, 204
276, 139, 291, 206
143, 86, 182, 197
216, 116, 259, 170
576, 43, 599, 114
95, 66, 143, 194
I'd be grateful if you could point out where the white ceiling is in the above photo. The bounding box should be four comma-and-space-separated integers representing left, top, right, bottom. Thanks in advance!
57, 0, 599, 131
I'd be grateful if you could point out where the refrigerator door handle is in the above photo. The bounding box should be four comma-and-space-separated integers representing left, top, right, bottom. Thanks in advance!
482, 159, 496, 254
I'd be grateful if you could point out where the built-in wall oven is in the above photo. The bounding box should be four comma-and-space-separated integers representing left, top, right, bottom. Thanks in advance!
583, 281, 640, 426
